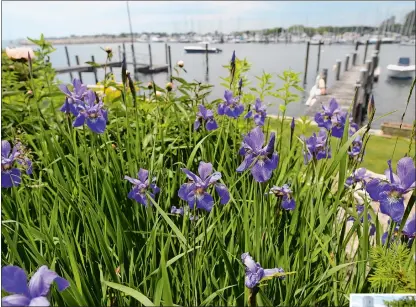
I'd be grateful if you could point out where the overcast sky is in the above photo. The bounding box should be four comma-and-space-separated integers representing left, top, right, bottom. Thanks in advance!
2, 1, 415, 40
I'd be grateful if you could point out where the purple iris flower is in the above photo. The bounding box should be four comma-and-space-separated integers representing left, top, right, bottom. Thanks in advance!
381, 229, 398, 245
170, 206, 184, 216
218, 90, 244, 118
314, 98, 343, 131
236, 127, 278, 183
366, 157, 415, 222
381, 220, 399, 245
331, 110, 349, 138
349, 122, 359, 135
125, 169, 160, 207
194, 105, 218, 131
73, 90, 108, 134
269, 184, 296, 210
402, 214, 415, 238
346, 167, 369, 186
302, 129, 331, 164
238, 78, 243, 93
244, 98, 267, 126
347, 205, 376, 236
1, 265, 69, 307
1, 141, 32, 188
241, 252, 285, 289
59, 78, 88, 116
231, 51, 236, 66
291, 117, 295, 130
348, 135, 363, 157
178, 162, 230, 212
170, 206, 199, 221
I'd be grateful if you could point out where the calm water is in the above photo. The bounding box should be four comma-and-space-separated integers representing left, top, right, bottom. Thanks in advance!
4, 41, 416, 128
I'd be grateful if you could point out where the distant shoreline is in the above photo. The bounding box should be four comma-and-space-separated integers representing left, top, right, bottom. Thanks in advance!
18, 37, 138, 46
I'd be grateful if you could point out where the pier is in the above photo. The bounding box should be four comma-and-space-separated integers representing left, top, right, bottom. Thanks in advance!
305, 40, 381, 126
56, 43, 169, 82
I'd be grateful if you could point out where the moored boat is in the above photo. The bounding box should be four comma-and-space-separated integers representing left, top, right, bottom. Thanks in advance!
386, 57, 415, 80
184, 45, 222, 53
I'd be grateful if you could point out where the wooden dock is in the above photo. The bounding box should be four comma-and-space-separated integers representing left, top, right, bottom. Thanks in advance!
135, 64, 168, 74
55, 61, 123, 74
305, 39, 382, 126
306, 65, 363, 116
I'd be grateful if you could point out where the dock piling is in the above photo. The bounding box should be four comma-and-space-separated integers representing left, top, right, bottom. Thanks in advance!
365, 60, 373, 77
148, 43, 153, 69
352, 52, 357, 66
165, 43, 168, 64
321, 68, 328, 90
64, 46, 73, 80
205, 44, 209, 82
75, 55, 83, 83
363, 40, 369, 64
131, 43, 137, 80
356, 68, 369, 125
118, 45, 122, 62
345, 54, 350, 71
355, 41, 359, 51
371, 53, 378, 76
303, 41, 310, 84
335, 60, 342, 81
91, 55, 98, 84
168, 46, 172, 80
316, 41, 322, 73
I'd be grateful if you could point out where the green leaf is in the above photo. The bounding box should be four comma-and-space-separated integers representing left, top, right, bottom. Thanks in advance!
103, 281, 155, 306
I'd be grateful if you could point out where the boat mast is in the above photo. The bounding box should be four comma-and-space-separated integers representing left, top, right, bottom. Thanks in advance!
126, 1, 135, 46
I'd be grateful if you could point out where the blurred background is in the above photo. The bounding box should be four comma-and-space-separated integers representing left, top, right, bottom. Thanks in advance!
2, 1, 415, 127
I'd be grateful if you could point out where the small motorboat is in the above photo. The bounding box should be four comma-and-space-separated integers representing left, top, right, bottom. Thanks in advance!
184, 43, 222, 53
386, 57, 415, 80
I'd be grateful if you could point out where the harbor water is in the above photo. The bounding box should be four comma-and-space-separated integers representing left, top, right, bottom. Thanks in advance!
8, 42, 416, 128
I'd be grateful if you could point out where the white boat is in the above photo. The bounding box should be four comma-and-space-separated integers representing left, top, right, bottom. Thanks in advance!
386, 57, 415, 79
381, 37, 395, 44
184, 44, 222, 53
400, 39, 415, 46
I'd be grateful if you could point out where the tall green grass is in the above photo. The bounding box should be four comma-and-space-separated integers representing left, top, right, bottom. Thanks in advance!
1, 37, 415, 306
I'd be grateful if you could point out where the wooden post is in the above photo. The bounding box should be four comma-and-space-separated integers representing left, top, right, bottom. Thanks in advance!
168, 45, 172, 79
355, 40, 359, 51
118, 45, 122, 62
345, 54, 350, 71
352, 83, 361, 124
321, 68, 328, 90
131, 43, 137, 78
363, 40, 369, 64
64, 46, 73, 80
375, 39, 381, 53
91, 55, 98, 84
122, 43, 126, 60
365, 60, 373, 76
148, 43, 153, 69
75, 55, 83, 83
205, 43, 209, 82
316, 41, 322, 73
165, 43, 168, 64
352, 52, 357, 66
335, 60, 342, 81
303, 41, 310, 84
355, 68, 369, 125
371, 53, 378, 76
